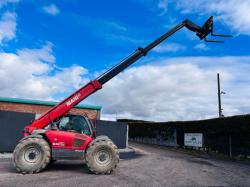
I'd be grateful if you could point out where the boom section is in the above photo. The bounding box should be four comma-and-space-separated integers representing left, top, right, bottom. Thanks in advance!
96, 18, 214, 85
25, 16, 230, 133
96, 22, 185, 85
25, 80, 101, 132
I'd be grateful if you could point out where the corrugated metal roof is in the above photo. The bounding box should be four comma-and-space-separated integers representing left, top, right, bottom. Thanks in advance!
0, 97, 101, 110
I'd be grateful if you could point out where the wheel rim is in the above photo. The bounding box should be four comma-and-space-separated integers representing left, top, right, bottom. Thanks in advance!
23, 147, 41, 163
94, 149, 111, 166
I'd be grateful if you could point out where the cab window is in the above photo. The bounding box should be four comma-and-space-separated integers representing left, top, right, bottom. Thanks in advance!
58, 116, 92, 135
58, 117, 70, 130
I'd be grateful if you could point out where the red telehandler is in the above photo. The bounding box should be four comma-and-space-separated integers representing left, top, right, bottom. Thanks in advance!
13, 16, 231, 174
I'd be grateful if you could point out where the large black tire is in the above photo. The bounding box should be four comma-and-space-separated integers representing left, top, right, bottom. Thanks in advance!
13, 138, 51, 174
85, 137, 119, 174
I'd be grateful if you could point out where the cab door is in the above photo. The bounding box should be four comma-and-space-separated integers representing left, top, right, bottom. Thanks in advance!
45, 115, 93, 150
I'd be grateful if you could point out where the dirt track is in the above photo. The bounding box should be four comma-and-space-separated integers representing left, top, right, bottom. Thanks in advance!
0, 142, 250, 187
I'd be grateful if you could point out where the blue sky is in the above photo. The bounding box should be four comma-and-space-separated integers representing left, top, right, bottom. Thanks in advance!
1, 0, 250, 121
4, 0, 250, 69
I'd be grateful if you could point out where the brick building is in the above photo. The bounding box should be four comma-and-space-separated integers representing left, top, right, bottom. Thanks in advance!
0, 97, 101, 120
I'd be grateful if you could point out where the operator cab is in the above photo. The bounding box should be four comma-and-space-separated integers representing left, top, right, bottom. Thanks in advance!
56, 114, 95, 137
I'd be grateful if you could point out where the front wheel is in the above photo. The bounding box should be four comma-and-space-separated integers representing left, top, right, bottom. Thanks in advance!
13, 137, 51, 174
85, 137, 119, 174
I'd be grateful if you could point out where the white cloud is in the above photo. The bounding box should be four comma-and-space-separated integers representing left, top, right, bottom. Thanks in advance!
0, 1, 87, 102
88, 56, 250, 122
0, 0, 19, 8
42, 4, 60, 16
0, 11, 16, 44
0, 43, 88, 100
158, 0, 168, 15
1, 42, 250, 122
175, 0, 250, 35
153, 42, 186, 53
136, 0, 250, 35
194, 43, 209, 51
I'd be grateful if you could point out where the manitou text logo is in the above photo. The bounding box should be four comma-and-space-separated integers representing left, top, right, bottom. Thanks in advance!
66, 93, 81, 106
52, 142, 65, 146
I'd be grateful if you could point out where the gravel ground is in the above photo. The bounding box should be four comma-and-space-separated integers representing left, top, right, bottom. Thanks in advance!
0, 142, 250, 187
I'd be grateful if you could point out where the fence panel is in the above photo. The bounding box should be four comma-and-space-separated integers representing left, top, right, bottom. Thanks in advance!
0, 110, 35, 152
96, 120, 128, 149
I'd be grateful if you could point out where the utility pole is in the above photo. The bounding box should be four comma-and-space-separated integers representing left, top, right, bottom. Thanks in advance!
217, 73, 225, 117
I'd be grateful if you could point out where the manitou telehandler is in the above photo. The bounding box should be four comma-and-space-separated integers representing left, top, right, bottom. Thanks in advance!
13, 16, 231, 174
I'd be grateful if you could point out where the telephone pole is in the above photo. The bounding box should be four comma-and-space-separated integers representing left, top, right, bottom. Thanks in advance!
217, 73, 225, 117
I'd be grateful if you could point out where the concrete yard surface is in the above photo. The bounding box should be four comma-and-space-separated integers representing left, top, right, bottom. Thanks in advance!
0, 142, 250, 187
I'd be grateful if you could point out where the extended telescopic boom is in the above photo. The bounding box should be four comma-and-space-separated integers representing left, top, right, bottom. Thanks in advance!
25, 16, 231, 133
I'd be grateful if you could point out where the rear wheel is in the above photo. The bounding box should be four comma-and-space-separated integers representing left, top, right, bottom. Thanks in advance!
13, 137, 51, 174
85, 137, 119, 174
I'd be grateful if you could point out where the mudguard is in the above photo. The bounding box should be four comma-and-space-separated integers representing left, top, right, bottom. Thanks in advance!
19, 134, 44, 142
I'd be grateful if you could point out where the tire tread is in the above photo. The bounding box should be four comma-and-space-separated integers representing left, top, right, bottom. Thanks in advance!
85, 137, 119, 174
13, 137, 51, 174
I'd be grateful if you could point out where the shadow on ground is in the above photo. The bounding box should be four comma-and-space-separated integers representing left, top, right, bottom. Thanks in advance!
187, 158, 215, 166
119, 150, 144, 160
46, 160, 91, 174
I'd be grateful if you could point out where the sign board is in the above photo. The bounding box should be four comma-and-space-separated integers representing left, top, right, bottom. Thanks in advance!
184, 133, 203, 147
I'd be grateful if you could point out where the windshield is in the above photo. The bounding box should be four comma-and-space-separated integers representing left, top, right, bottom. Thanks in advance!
58, 115, 92, 135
